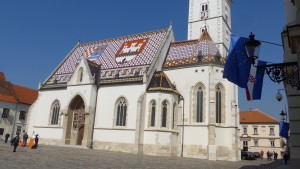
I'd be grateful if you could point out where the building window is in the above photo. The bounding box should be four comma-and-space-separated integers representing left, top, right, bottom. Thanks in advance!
0, 128, 4, 135
19, 111, 26, 120
243, 127, 247, 134
161, 100, 168, 128
78, 67, 83, 82
196, 86, 203, 122
50, 101, 60, 125
254, 140, 258, 147
150, 100, 156, 127
1, 108, 9, 118
271, 141, 275, 147
243, 141, 248, 147
200, 3, 209, 20
216, 86, 222, 123
116, 97, 127, 126
270, 128, 275, 135
254, 127, 258, 134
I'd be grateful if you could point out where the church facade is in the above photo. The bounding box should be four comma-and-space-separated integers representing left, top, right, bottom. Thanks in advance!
27, 0, 240, 161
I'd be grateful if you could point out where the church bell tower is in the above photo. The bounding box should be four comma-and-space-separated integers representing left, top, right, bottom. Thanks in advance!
188, 0, 232, 58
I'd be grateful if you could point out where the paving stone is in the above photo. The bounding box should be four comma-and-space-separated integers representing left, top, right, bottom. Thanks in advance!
0, 141, 275, 169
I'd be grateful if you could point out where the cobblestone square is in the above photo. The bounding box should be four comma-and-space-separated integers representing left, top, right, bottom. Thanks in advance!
0, 142, 280, 169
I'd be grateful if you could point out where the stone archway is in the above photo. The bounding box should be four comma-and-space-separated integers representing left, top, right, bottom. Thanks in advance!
65, 95, 85, 145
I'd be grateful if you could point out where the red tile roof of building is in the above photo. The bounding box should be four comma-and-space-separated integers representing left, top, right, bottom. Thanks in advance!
240, 109, 278, 124
12, 84, 38, 105
0, 72, 38, 105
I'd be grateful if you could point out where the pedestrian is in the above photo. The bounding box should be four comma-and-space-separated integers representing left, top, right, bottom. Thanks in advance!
260, 150, 264, 159
283, 152, 288, 165
12, 133, 20, 152
274, 152, 278, 160
4, 133, 10, 143
32, 134, 39, 149
22, 132, 28, 147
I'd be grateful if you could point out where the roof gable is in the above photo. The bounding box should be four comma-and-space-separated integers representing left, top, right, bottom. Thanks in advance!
240, 110, 278, 124
43, 28, 169, 86
147, 71, 180, 95
68, 57, 99, 85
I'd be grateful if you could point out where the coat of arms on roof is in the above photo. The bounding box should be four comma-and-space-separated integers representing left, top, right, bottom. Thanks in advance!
115, 38, 148, 63
76, 45, 108, 63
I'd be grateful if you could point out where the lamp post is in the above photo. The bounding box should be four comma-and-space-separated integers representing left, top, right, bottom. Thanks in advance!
244, 33, 300, 89
280, 110, 287, 122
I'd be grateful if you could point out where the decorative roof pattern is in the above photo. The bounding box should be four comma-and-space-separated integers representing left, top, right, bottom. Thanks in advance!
147, 71, 180, 95
240, 110, 278, 124
164, 31, 224, 68
45, 29, 168, 85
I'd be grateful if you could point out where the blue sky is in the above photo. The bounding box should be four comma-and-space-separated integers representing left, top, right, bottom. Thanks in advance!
0, 0, 287, 121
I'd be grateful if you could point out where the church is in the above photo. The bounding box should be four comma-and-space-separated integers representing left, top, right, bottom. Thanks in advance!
27, 0, 240, 161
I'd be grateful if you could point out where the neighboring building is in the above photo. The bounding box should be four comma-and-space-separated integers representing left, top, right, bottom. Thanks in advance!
239, 110, 282, 158
281, 0, 300, 164
27, 0, 240, 161
0, 72, 38, 140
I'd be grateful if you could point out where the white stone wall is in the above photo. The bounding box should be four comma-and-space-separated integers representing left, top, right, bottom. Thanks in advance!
27, 83, 97, 141
93, 83, 146, 144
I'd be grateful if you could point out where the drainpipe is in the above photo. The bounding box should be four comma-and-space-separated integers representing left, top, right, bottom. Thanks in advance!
11, 100, 19, 139
10, 82, 19, 139
180, 95, 185, 157
91, 64, 101, 149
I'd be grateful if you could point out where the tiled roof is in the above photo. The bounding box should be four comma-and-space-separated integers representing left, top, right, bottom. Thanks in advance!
147, 71, 180, 95
12, 85, 38, 105
44, 28, 168, 85
0, 72, 38, 105
240, 110, 278, 124
164, 31, 224, 68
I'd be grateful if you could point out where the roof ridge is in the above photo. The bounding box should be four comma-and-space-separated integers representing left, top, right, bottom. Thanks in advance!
79, 28, 169, 46
12, 83, 37, 91
254, 109, 277, 122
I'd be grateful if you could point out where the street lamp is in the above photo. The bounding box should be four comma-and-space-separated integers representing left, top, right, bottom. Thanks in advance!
276, 89, 285, 102
280, 110, 287, 122
244, 33, 300, 89
244, 32, 261, 65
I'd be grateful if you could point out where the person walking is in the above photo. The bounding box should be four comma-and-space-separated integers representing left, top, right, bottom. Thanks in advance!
260, 150, 264, 159
12, 133, 20, 152
283, 152, 288, 165
4, 133, 10, 143
32, 134, 39, 149
22, 132, 28, 147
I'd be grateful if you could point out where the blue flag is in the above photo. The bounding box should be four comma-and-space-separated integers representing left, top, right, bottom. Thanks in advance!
223, 35, 252, 88
280, 121, 289, 139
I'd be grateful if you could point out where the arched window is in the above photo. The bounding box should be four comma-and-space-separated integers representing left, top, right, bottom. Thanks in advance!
162, 100, 168, 128
193, 83, 205, 123
197, 86, 203, 122
150, 100, 156, 127
216, 85, 222, 123
50, 100, 60, 125
78, 67, 83, 82
116, 97, 127, 126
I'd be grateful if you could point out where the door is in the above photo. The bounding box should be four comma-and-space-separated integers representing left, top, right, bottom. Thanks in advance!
77, 126, 84, 145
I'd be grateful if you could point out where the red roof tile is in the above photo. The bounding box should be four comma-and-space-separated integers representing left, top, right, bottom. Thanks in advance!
12, 84, 38, 105
240, 110, 278, 124
0, 72, 38, 105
